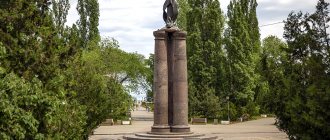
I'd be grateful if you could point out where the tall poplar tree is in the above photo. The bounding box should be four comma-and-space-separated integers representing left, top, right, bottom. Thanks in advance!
77, 0, 100, 48
186, 0, 225, 118
52, 0, 70, 34
224, 0, 261, 116
176, 0, 189, 30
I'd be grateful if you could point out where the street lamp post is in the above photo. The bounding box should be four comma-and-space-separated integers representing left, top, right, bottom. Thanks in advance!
227, 96, 230, 121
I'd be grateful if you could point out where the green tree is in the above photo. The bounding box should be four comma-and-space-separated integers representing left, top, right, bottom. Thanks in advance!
64, 38, 149, 137
275, 0, 330, 139
0, 72, 86, 139
64, 47, 131, 137
0, 0, 137, 139
145, 54, 154, 102
100, 38, 151, 94
224, 0, 261, 118
51, 0, 70, 34
176, 0, 189, 30
0, 0, 67, 82
186, 0, 225, 118
77, 0, 100, 48
0, 0, 87, 135
258, 36, 287, 113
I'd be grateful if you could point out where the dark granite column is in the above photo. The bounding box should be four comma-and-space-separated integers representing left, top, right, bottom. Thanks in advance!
151, 30, 170, 133
171, 31, 190, 133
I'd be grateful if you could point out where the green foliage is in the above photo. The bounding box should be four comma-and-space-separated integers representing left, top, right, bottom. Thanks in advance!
271, 0, 330, 139
63, 38, 142, 137
0, 0, 140, 139
176, 0, 189, 30
100, 38, 150, 94
224, 0, 261, 118
185, 0, 225, 119
258, 36, 287, 113
77, 0, 100, 48
0, 1, 88, 138
0, 0, 65, 81
0, 72, 86, 139
52, 0, 70, 34
145, 54, 154, 102
188, 82, 221, 119
178, 0, 263, 120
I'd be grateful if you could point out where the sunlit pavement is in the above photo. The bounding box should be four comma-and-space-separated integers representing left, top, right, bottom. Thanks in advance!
89, 108, 288, 140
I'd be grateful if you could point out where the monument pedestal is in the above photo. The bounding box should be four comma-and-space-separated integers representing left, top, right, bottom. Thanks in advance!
123, 1, 219, 139
124, 28, 218, 140
123, 133, 219, 140
152, 28, 190, 133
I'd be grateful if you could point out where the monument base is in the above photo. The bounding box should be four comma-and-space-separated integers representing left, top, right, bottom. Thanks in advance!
171, 125, 191, 133
151, 125, 171, 133
123, 132, 219, 140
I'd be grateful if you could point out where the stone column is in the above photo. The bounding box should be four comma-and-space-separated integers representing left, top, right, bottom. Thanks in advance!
151, 30, 170, 133
171, 31, 190, 133
166, 32, 174, 126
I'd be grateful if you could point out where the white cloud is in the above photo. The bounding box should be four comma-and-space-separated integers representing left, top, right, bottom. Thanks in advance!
257, 0, 318, 39
278, 0, 295, 5
220, 0, 230, 12
98, 0, 164, 56
67, 0, 164, 57
67, 0, 78, 26
260, 23, 285, 39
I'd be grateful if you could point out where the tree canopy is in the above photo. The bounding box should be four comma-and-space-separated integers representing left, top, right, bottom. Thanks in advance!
274, 0, 330, 139
0, 0, 148, 139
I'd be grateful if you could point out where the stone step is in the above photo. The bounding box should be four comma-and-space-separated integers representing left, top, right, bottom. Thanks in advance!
123, 133, 220, 140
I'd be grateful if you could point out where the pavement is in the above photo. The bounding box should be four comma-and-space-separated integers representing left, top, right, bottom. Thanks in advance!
89, 107, 288, 140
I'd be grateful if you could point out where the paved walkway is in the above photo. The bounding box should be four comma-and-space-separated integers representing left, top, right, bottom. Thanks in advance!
89, 108, 288, 140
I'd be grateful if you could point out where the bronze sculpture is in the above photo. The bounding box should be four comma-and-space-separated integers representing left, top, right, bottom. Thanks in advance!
163, 0, 178, 28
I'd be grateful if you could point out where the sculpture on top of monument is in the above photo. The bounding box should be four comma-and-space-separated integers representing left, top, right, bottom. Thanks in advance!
163, 0, 178, 28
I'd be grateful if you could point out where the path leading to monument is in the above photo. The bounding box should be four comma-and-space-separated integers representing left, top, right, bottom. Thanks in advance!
89, 108, 288, 140
130, 106, 153, 121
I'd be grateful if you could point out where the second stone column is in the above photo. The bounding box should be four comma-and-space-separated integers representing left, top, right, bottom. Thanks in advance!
171, 31, 190, 133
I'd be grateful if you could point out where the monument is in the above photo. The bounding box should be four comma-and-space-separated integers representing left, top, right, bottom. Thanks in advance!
124, 0, 218, 139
